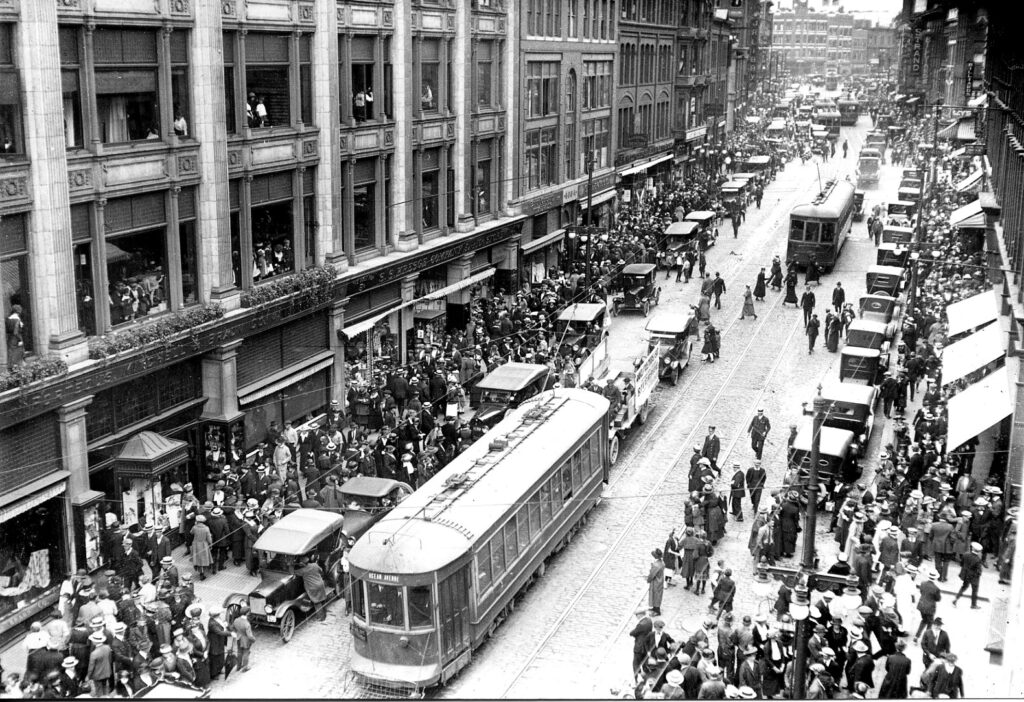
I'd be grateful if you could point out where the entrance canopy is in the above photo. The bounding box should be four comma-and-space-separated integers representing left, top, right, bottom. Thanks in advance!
945, 289, 999, 337
946, 367, 1013, 450
949, 198, 985, 229
941, 322, 1005, 386
115, 431, 189, 479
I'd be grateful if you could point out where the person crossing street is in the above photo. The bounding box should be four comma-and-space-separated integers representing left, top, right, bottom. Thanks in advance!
747, 409, 771, 460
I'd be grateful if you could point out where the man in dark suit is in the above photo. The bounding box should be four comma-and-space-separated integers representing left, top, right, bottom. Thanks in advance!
847, 640, 874, 693
915, 571, 943, 640
147, 527, 172, 583
701, 426, 721, 473
737, 645, 761, 696
207, 604, 228, 681
747, 409, 771, 460
26, 638, 65, 681
929, 516, 955, 580
629, 609, 655, 673
729, 464, 746, 521
919, 617, 950, 669
953, 542, 984, 608
928, 653, 964, 698
878, 639, 912, 698
745, 460, 767, 513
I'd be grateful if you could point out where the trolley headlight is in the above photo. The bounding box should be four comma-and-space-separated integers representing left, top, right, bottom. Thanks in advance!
399, 636, 410, 648
265, 604, 274, 614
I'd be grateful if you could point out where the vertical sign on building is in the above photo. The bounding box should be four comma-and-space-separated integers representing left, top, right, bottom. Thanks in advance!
964, 62, 974, 103
911, 28, 923, 77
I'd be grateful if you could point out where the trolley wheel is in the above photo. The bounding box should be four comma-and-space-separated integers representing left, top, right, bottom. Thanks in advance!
639, 403, 650, 425
609, 434, 621, 466
280, 609, 296, 643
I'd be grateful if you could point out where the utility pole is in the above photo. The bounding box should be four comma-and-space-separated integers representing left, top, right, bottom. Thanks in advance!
791, 385, 828, 700
583, 154, 595, 297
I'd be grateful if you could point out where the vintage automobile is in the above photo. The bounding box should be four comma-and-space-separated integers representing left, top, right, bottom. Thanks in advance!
817, 382, 878, 457
469, 362, 553, 433
612, 263, 662, 316
555, 302, 609, 354
853, 190, 865, 221
898, 178, 923, 201
886, 200, 918, 224
789, 424, 861, 486
663, 221, 699, 261
901, 167, 924, 181
840, 346, 885, 385
645, 311, 697, 385
720, 180, 748, 208
225, 509, 348, 642
866, 264, 905, 296
859, 293, 903, 337
339, 476, 414, 544
684, 210, 718, 249
865, 130, 887, 151
881, 225, 914, 245
847, 318, 892, 354
135, 680, 211, 699
876, 242, 910, 268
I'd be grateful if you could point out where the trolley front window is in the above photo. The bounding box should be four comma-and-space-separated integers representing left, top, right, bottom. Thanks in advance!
351, 577, 366, 620
790, 220, 804, 240
367, 582, 406, 627
820, 222, 835, 243
408, 585, 433, 628
802, 221, 820, 242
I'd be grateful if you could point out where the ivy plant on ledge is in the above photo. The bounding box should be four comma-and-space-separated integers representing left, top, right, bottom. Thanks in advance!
0, 356, 69, 392
240, 264, 338, 310
87, 304, 226, 360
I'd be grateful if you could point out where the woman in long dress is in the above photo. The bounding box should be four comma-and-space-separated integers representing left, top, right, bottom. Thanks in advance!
741, 286, 757, 320
825, 311, 841, 352
664, 529, 681, 586
768, 258, 783, 291
754, 268, 767, 300
698, 294, 712, 322
701, 324, 719, 362
784, 271, 799, 306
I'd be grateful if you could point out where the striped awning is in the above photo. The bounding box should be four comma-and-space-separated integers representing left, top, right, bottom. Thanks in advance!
0, 473, 69, 524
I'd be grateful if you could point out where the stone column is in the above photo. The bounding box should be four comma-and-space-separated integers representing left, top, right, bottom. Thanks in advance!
18, 0, 87, 364
201, 340, 244, 422
192, 0, 239, 308
315, 0, 345, 267
502, 0, 518, 216
393, 0, 416, 251
57, 396, 94, 500
447, 254, 474, 305
329, 298, 349, 408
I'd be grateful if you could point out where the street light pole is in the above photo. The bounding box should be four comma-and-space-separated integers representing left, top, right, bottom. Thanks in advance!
791, 385, 828, 699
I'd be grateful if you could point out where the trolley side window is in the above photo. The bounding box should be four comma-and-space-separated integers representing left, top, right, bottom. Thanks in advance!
561, 463, 574, 502
540, 482, 553, 524
351, 578, 366, 620
503, 520, 518, 567
490, 529, 506, 582
528, 494, 542, 537
408, 585, 433, 628
367, 583, 406, 628
477, 542, 492, 593
517, 508, 530, 551
789, 219, 804, 241
590, 433, 602, 474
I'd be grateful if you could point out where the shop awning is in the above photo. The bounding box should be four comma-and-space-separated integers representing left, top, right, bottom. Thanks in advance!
956, 169, 983, 193
949, 197, 986, 229
581, 189, 618, 208
238, 350, 335, 406
937, 121, 959, 140
949, 146, 967, 158
969, 93, 989, 108
422, 268, 496, 300
957, 120, 977, 141
115, 431, 189, 479
946, 367, 1013, 450
906, 96, 921, 105
521, 229, 565, 255
0, 472, 69, 523
618, 153, 674, 178
946, 288, 999, 337
940, 322, 1005, 385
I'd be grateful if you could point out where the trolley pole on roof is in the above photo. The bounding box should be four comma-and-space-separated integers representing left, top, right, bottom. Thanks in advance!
791, 384, 827, 700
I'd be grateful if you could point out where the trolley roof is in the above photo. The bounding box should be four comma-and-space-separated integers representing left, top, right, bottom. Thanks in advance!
348, 389, 610, 575
790, 180, 856, 219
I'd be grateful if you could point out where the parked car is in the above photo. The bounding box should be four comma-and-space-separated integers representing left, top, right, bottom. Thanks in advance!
816, 382, 878, 457
644, 312, 697, 385
789, 424, 860, 486
469, 362, 553, 435
339, 476, 414, 545
612, 263, 661, 316
225, 509, 348, 642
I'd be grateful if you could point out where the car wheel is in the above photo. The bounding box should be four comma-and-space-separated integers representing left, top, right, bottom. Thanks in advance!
643, 301, 651, 316
672, 367, 681, 386
609, 434, 620, 466
225, 602, 241, 624
280, 609, 297, 643
639, 403, 650, 425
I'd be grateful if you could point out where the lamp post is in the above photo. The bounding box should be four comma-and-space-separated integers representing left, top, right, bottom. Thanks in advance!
790, 583, 812, 699
566, 226, 577, 295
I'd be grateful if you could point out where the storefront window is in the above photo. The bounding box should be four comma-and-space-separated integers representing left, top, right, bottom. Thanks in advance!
0, 498, 66, 623
250, 171, 296, 283
0, 24, 23, 158
367, 582, 406, 627
245, 32, 291, 128
1, 213, 32, 359
59, 27, 84, 150
93, 28, 159, 143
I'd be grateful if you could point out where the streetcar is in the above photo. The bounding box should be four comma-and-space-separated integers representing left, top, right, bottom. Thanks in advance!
786, 179, 855, 272
346, 389, 611, 693
837, 98, 860, 126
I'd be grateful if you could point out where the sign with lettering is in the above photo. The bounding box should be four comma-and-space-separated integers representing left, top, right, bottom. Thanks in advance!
366, 572, 400, 583
911, 28, 923, 76
964, 62, 975, 103
562, 184, 579, 204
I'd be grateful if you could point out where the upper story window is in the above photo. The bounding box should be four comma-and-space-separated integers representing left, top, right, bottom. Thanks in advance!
0, 24, 23, 159
526, 61, 559, 119
94, 28, 159, 143
419, 38, 442, 114
59, 27, 84, 149
582, 61, 611, 110
244, 33, 291, 128
528, 0, 561, 38
476, 40, 495, 108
